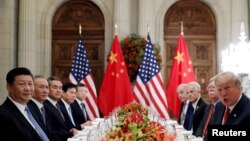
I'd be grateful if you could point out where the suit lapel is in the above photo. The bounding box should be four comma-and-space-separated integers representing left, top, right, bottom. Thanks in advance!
27, 100, 46, 128
5, 98, 41, 138
44, 100, 65, 125
58, 100, 75, 128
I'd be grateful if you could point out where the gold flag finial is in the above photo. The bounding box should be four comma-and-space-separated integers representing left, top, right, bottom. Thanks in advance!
147, 24, 150, 33
115, 24, 117, 35
79, 24, 82, 35
181, 21, 184, 35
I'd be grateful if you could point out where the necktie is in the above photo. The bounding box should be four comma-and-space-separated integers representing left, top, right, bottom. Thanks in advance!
81, 102, 87, 120
68, 107, 75, 126
222, 107, 230, 125
40, 106, 46, 124
25, 107, 50, 141
180, 102, 187, 125
202, 104, 215, 137
184, 103, 194, 130
56, 103, 65, 121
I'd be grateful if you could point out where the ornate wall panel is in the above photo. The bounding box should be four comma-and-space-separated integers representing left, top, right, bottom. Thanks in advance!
52, 0, 104, 91
164, 0, 217, 101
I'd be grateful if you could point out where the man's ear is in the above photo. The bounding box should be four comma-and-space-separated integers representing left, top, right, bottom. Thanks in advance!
6, 83, 12, 93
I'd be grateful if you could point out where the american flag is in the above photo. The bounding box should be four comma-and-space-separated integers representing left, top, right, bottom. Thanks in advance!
134, 34, 169, 119
69, 36, 100, 120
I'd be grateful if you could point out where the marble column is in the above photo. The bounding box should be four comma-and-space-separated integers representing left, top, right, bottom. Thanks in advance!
113, 0, 130, 40
18, 0, 36, 72
138, 0, 155, 40
0, 0, 17, 102
248, 0, 250, 37
231, 0, 249, 43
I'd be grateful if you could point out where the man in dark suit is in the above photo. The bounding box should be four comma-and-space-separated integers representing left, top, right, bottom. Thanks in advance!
183, 81, 208, 135
214, 71, 250, 125
58, 83, 92, 130
44, 76, 78, 141
27, 75, 50, 133
195, 76, 225, 138
177, 83, 189, 125
71, 83, 90, 125
58, 83, 82, 130
0, 67, 49, 141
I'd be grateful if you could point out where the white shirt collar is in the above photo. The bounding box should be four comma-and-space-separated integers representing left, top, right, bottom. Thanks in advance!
76, 98, 85, 105
192, 96, 200, 110
31, 98, 43, 109
8, 96, 26, 114
8, 96, 32, 125
47, 97, 57, 107
61, 99, 71, 109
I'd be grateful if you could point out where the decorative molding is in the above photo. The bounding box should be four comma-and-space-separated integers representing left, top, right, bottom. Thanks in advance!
164, 0, 216, 35
53, 1, 104, 28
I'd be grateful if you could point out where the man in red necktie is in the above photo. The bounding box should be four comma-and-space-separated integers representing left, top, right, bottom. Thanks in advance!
214, 71, 250, 125
195, 76, 224, 138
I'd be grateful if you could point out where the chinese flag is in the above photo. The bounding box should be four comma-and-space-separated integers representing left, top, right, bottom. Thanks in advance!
98, 35, 134, 116
166, 33, 196, 118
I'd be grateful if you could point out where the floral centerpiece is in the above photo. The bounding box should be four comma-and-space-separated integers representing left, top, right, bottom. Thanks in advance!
102, 102, 173, 141
120, 33, 162, 82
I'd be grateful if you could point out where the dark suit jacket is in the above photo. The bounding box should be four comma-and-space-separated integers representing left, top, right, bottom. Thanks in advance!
44, 99, 72, 141
184, 98, 208, 135
0, 97, 42, 141
58, 100, 82, 130
210, 101, 225, 125
200, 101, 225, 141
225, 94, 250, 125
195, 101, 225, 137
71, 100, 87, 125
27, 100, 46, 129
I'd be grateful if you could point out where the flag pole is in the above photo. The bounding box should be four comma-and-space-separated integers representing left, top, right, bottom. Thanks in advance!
115, 24, 117, 35
147, 24, 150, 34
79, 24, 82, 36
181, 21, 184, 35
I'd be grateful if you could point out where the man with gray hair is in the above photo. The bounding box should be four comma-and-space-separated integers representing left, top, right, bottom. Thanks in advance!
183, 81, 208, 136
177, 83, 189, 125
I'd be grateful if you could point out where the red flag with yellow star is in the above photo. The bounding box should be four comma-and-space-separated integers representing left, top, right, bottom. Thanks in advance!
98, 35, 134, 116
166, 34, 196, 118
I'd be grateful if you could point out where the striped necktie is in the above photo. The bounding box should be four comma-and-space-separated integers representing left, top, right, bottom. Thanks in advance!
56, 103, 65, 121
202, 104, 214, 137
40, 106, 46, 124
25, 107, 49, 141
81, 102, 87, 120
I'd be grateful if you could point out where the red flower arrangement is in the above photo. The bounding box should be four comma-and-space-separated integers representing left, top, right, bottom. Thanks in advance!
120, 33, 162, 82
103, 102, 169, 141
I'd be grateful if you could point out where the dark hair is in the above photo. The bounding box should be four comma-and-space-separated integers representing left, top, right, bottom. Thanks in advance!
62, 83, 76, 93
6, 67, 34, 84
47, 76, 61, 86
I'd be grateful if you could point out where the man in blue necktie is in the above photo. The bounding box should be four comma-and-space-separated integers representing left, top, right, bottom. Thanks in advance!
0, 67, 50, 141
183, 81, 208, 135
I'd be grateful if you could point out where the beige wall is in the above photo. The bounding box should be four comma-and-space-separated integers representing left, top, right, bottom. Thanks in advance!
0, 0, 249, 103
